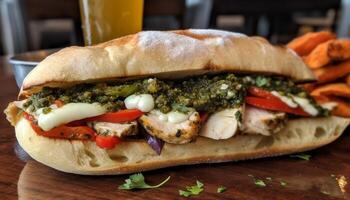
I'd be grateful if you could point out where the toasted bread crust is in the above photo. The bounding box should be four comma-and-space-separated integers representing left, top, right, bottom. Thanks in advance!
14, 116, 349, 175
20, 29, 314, 97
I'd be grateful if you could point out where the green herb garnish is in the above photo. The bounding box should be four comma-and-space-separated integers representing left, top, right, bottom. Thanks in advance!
280, 181, 287, 186
290, 153, 311, 161
217, 186, 226, 193
179, 180, 204, 197
255, 76, 269, 87
254, 179, 266, 187
118, 173, 170, 190
42, 107, 52, 114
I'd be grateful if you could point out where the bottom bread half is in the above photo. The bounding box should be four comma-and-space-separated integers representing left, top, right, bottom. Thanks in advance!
15, 116, 349, 175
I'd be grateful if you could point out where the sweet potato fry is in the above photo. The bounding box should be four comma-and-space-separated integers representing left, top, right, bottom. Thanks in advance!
311, 83, 350, 98
305, 39, 350, 69
313, 59, 350, 83
332, 99, 350, 117
312, 95, 350, 117
328, 39, 350, 60
346, 74, 350, 86
287, 31, 335, 56
304, 40, 333, 68
302, 83, 317, 93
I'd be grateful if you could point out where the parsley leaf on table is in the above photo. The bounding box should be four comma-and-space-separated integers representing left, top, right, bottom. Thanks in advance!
179, 180, 204, 197
118, 173, 171, 190
217, 186, 226, 193
254, 179, 266, 187
289, 153, 311, 161
280, 181, 287, 186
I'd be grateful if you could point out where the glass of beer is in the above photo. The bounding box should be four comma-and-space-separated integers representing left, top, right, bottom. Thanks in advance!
79, 0, 144, 46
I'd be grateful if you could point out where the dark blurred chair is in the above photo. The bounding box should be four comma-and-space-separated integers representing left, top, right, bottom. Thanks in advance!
0, 0, 81, 54
20, 0, 82, 50
143, 0, 186, 30
209, 0, 341, 42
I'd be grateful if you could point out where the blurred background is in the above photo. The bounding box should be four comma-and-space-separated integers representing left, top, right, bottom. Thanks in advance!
0, 0, 349, 55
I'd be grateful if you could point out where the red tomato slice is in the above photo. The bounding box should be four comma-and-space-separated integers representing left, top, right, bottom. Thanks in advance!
246, 96, 310, 116
248, 87, 280, 100
85, 109, 143, 123
95, 135, 120, 149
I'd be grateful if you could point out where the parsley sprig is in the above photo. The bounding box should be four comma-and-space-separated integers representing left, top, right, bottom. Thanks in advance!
217, 186, 226, 193
179, 180, 204, 197
118, 173, 171, 190
289, 153, 311, 161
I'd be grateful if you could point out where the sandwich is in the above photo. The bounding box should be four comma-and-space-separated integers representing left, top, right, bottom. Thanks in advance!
5, 29, 350, 175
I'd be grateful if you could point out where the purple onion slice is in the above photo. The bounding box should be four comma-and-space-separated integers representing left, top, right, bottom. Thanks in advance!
146, 134, 164, 155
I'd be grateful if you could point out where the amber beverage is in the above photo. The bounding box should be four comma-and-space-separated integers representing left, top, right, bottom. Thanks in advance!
79, 0, 143, 45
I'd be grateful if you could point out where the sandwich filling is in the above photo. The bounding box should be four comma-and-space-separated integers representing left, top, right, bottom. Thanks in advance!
16, 73, 332, 153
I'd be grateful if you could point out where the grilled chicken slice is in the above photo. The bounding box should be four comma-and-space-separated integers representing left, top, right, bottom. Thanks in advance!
199, 108, 242, 140
138, 111, 201, 144
241, 106, 287, 136
92, 121, 138, 138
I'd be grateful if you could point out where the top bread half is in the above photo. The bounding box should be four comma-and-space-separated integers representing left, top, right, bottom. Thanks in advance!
20, 29, 315, 97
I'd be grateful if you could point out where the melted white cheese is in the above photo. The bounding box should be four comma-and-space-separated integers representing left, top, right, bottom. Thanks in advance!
292, 96, 319, 116
150, 109, 193, 124
320, 102, 338, 110
38, 103, 106, 131
124, 94, 154, 112
271, 91, 298, 108
271, 91, 320, 116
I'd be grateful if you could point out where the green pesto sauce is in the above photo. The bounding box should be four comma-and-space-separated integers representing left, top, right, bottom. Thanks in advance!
23, 74, 328, 116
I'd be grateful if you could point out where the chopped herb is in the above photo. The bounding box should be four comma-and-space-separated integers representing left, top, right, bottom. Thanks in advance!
172, 103, 190, 113
217, 186, 226, 193
235, 110, 242, 122
42, 107, 52, 114
255, 76, 268, 87
179, 180, 204, 197
289, 153, 311, 161
280, 181, 287, 186
254, 179, 266, 187
266, 177, 272, 181
118, 173, 170, 190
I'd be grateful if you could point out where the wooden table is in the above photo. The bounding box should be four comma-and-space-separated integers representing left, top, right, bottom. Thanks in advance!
0, 56, 350, 200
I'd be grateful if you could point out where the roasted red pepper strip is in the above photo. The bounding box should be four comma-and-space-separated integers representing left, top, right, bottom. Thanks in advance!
24, 113, 96, 140
95, 135, 121, 149
85, 109, 143, 123
246, 96, 310, 116
30, 123, 96, 140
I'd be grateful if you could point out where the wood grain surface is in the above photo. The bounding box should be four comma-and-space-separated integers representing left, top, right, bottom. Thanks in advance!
0, 56, 349, 200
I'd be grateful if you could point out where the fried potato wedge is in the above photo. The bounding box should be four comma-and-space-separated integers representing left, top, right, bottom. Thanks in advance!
304, 40, 333, 68
313, 59, 350, 83
313, 95, 350, 117
287, 31, 335, 56
305, 39, 350, 69
328, 39, 350, 60
346, 74, 350, 86
311, 83, 350, 98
